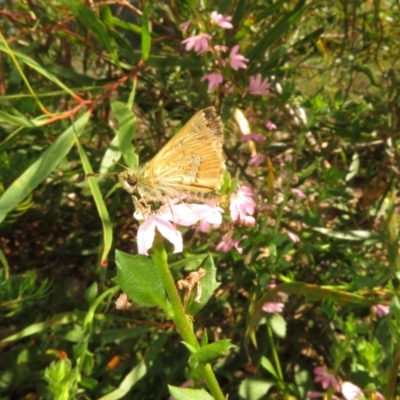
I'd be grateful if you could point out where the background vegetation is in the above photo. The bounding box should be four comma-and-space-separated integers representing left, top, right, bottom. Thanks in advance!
0, 0, 399, 399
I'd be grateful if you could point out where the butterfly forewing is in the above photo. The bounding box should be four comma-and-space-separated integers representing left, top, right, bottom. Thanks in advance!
120, 107, 225, 203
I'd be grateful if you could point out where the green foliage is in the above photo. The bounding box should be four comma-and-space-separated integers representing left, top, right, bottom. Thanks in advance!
0, 0, 399, 399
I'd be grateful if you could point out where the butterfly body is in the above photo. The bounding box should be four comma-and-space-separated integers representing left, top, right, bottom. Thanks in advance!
118, 107, 225, 204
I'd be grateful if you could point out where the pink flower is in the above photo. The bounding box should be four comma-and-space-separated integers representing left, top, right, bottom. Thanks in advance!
341, 382, 364, 400
210, 11, 233, 29
201, 72, 223, 90
180, 20, 191, 34
248, 154, 265, 166
136, 214, 183, 255
228, 45, 248, 70
216, 232, 247, 254
240, 133, 266, 143
265, 121, 277, 130
291, 188, 307, 199
267, 283, 288, 300
262, 302, 284, 313
230, 186, 255, 226
248, 74, 270, 95
170, 202, 223, 230
287, 230, 300, 243
135, 202, 223, 255
313, 366, 340, 392
372, 304, 390, 317
182, 34, 212, 54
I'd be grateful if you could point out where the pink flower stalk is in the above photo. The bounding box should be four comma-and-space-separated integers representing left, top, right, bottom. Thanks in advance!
291, 188, 307, 199
265, 120, 277, 130
216, 232, 247, 254
248, 74, 270, 95
341, 382, 364, 400
210, 11, 233, 29
230, 186, 256, 226
313, 366, 340, 392
307, 391, 325, 398
228, 45, 248, 70
201, 72, 223, 90
182, 33, 212, 54
248, 154, 265, 166
372, 304, 390, 317
135, 202, 223, 255
240, 132, 266, 143
262, 302, 284, 313
180, 20, 191, 34
287, 230, 300, 243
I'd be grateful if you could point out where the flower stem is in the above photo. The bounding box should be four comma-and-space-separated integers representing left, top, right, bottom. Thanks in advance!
151, 232, 225, 400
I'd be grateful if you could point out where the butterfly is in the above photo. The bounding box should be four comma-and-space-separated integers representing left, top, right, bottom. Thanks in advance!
118, 106, 225, 206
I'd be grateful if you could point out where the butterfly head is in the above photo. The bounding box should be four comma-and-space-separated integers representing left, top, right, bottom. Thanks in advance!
118, 169, 139, 195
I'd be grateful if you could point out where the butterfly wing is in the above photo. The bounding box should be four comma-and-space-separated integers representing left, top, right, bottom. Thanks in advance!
138, 107, 225, 201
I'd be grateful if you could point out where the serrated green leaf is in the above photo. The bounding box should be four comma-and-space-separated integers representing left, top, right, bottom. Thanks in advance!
113, 250, 168, 309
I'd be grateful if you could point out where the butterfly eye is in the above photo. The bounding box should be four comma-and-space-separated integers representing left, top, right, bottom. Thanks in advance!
126, 175, 137, 187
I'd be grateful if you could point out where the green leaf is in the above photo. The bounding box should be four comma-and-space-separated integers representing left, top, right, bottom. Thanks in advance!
0, 112, 90, 225
345, 152, 360, 182
0, 109, 37, 127
313, 228, 382, 243
189, 340, 235, 368
114, 250, 168, 309
44, 359, 79, 400
111, 100, 138, 168
0, 42, 77, 97
232, 0, 248, 27
269, 313, 287, 338
390, 295, 400, 323
61, 0, 119, 66
76, 133, 113, 264
168, 386, 214, 400
238, 378, 275, 400
186, 254, 221, 316
141, 4, 151, 61
101, 334, 168, 400
260, 356, 278, 379
248, 0, 306, 62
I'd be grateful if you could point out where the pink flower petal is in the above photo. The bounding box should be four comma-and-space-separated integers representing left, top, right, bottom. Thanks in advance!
341, 382, 364, 400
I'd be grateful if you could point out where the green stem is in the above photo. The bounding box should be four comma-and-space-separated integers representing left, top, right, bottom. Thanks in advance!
151, 233, 225, 400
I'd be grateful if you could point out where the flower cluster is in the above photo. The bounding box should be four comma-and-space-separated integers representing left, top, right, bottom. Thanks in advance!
307, 367, 384, 400
180, 11, 270, 97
